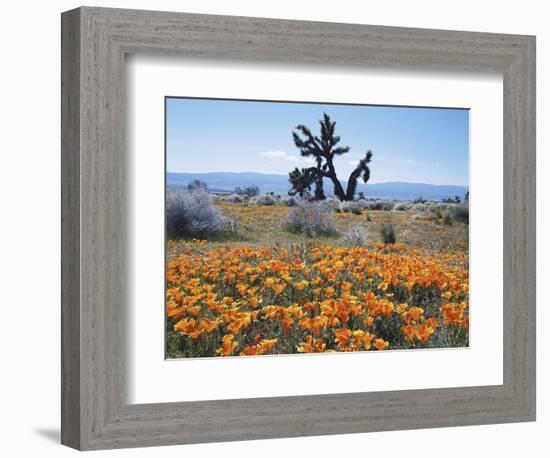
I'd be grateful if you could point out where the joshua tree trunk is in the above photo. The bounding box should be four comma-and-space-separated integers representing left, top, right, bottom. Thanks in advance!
345, 167, 363, 201
313, 177, 325, 200
324, 163, 347, 200
313, 158, 326, 200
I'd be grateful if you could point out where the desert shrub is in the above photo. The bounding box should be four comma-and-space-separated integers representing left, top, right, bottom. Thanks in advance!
366, 200, 381, 210
251, 194, 276, 206
380, 222, 397, 244
435, 202, 455, 211
223, 216, 240, 235
413, 196, 427, 204
234, 185, 260, 197
355, 199, 370, 209
442, 195, 462, 204
339, 201, 363, 214
365, 213, 372, 222
443, 213, 454, 226
166, 190, 226, 238
280, 195, 301, 206
412, 203, 428, 212
186, 179, 208, 192
453, 205, 469, 224
286, 202, 338, 238
368, 200, 395, 211
323, 197, 341, 211
225, 193, 244, 204
341, 226, 369, 246
393, 201, 410, 211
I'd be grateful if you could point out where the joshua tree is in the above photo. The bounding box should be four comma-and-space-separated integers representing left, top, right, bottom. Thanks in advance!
288, 167, 316, 198
290, 113, 372, 201
292, 113, 351, 200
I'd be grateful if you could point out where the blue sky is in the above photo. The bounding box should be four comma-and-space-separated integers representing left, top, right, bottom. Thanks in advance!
166, 98, 469, 186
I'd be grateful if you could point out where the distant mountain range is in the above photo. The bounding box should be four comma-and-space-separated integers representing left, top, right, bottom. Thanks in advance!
167, 172, 468, 201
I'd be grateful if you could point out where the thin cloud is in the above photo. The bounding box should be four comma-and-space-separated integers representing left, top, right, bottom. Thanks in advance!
259, 150, 298, 163
373, 156, 414, 164
260, 150, 316, 167
395, 158, 415, 164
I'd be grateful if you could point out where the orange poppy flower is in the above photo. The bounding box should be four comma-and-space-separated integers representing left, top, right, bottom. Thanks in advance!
373, 338, 389, 351
282, 314, 293, 333
415, 324, 435, 341
297, 336, 326, 353
401, 324, 416, 341
334, 328, 352, 347
216, 334, 238, 356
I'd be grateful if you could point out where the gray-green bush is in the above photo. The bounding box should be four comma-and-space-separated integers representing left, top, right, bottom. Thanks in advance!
280, 195, 300, 206
166, 189, 226, 238
251, 194, 276, 205
453, 205, 469, 224
367, 200, 395, 211
234, 185, 260, 197
341, 226, 369, 246
412, 202, 428, 212
323, 197, 341, 211
286, 202, 338, 238
339, 201, 363, 214
225, 193, 244, 203
393, 201, 410, 211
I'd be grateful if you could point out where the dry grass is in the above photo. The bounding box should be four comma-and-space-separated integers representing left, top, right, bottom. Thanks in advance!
168, 202, 468, 257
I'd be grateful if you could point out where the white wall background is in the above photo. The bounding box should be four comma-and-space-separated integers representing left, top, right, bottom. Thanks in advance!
0, 1, 546, 456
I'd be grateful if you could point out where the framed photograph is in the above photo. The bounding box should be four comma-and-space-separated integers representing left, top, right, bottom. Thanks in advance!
164, 98, 471, 359
61, 6, 536, 450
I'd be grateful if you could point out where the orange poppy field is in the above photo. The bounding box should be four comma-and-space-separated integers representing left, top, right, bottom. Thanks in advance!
166, 202, 469, 358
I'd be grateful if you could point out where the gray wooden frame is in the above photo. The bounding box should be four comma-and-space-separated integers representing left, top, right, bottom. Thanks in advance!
61, 6, 536, 451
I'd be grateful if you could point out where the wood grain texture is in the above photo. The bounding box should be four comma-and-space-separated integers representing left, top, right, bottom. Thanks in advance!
61, 6, 536, 450
60, 8, 81, 449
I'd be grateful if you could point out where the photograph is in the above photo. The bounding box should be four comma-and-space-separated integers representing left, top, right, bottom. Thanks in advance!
164, 98, 470, 358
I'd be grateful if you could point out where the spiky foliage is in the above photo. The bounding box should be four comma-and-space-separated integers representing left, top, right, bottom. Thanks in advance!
292, 126, 324, 199
345, 151, 372, 201
291, 113, 373, 201
292, 113, 351, 200
288, 167, 316, 198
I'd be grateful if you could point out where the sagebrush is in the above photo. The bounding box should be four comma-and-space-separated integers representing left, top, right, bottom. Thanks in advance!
286, 202, 338, 237
166, 189, 226, 238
